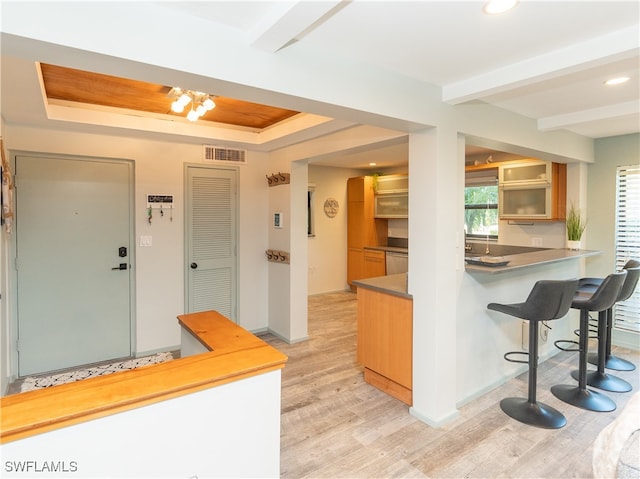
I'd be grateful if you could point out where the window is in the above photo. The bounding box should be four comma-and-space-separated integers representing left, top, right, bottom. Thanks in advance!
465, 171, 498, 238
614, 165, 640, 332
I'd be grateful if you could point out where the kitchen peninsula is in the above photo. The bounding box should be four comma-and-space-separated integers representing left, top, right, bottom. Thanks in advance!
354, 247, 599, 407
465, 247, 600, 273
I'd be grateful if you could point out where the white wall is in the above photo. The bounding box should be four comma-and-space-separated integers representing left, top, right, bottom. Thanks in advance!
3, 125, 270, 360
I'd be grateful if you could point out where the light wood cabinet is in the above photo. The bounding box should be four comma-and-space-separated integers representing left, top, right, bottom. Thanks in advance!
465, 160, 567, 221
363, 249, 386, 278
356, 287, 412, 405
499, 160, 566, 220
347, 176, 387, 289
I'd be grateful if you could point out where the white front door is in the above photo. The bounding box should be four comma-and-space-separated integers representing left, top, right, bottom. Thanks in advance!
15, 155, 133, 376
185, 165, 237, 320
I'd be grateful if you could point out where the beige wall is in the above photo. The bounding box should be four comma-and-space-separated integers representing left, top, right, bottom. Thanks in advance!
3, 124, 271, 361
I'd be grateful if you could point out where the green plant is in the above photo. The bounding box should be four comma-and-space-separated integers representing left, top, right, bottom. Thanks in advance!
371, 172, 383, 192
566, 202, 587, 241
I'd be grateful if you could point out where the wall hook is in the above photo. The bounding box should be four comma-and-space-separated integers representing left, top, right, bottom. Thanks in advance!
266, 172, 290, 187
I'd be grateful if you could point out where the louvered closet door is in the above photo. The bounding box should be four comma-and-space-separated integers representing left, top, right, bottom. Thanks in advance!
186, 166, 237, 320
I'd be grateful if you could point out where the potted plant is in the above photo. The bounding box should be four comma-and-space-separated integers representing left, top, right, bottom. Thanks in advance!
566, 202, 587, 250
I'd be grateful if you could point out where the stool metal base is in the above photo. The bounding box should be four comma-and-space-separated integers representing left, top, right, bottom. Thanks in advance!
551, 384, 616, 412
500, 397, 566, 429
570, 369, 632, 393
587, 352, 636, 372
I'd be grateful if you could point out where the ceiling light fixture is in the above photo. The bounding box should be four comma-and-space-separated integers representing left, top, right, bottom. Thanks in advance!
604, 76, 630, 86
168, 87, 216, 121
483, 0, 518, 15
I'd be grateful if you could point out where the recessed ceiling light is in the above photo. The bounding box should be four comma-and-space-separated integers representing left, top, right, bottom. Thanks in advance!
369, 162, 377, 166
483, 0, 519, 15
604, 76, 630, 86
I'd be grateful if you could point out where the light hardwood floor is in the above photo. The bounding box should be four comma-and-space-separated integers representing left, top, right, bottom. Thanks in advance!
259, 291, 640, 479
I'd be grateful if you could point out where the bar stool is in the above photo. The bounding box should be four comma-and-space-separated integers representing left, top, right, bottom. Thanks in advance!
488, 279, 579, 429
578, 259, 639, 373
551, 271, 627, 412
570, 260, 639, 392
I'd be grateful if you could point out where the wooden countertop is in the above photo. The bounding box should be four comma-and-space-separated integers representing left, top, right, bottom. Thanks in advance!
1, 311, 287, 444
353, 273, 411, 299
464, 248, 600, 274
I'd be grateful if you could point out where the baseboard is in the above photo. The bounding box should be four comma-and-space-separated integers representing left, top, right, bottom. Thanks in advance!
409, 405, 460, 428
266, 329, 309, 344
612, 328, 640, 351
308, 288, 353, 297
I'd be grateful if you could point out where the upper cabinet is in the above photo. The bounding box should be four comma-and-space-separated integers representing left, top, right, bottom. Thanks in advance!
374, 175, 408, 194
466, 160, 566, 221
374, 174, 408, 218
499, 161, 551, 185
498, 160, 566, 220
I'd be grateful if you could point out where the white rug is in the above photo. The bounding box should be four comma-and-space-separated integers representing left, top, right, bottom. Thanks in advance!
20, 352, 174, 392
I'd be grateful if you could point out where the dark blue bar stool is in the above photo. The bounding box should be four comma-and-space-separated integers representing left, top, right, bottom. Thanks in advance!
488, 279, 579, 429
576, 259, 639, 376
551, 271, 627, 412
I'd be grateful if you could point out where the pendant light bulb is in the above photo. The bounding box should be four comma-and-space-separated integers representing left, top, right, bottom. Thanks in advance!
186, 109, 199, 122
171, 101, 184, 113
203, 97, 216, 111
178, 93, 192, 106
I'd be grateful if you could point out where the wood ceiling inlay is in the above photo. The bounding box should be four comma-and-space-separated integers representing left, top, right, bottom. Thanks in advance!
40, 63, 300, 129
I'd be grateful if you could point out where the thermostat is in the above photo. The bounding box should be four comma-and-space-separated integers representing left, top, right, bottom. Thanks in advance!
274, 212, 283, 228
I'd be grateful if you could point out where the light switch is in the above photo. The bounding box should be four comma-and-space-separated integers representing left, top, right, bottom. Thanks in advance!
140, 235, 153, 247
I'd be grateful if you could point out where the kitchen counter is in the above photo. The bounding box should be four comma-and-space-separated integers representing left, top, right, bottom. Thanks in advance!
465, 248, 599, 274
364, 245, 409, 254
353, 273, 411, 299
355, 274, 413, 405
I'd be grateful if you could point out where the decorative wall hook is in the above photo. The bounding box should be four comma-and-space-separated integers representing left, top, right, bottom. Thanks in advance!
266, 172, 290, 187
265, 249, 290, 264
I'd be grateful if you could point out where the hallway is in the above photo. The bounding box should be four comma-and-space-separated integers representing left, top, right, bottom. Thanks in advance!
261, 291, 639, 478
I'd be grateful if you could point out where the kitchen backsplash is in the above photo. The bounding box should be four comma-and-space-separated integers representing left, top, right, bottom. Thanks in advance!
387, 236, 408, 248
388, 219, 408, 239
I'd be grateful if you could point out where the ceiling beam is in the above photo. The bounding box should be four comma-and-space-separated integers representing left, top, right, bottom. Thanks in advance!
538, 100, 640, 132
442, 26, 639, 105
249, 0, 345, 53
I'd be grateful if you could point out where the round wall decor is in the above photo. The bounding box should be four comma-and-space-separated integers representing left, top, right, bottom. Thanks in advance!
323, 198, 339, 218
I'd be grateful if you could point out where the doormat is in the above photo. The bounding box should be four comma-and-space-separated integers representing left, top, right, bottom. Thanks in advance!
19, 352, 174, 393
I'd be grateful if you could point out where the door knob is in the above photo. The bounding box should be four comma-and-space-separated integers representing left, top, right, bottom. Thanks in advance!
190, 262, 198, 269
112, 263, 128, 270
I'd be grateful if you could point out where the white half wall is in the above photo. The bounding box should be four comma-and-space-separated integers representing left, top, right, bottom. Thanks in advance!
1, 371, 282, 478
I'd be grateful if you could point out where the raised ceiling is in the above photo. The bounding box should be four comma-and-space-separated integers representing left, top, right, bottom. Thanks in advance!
40, 63, 300, 130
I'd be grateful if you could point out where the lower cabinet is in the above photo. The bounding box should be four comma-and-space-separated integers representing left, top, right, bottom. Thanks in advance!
363, 249, 386, 278
356, 286, 412, 405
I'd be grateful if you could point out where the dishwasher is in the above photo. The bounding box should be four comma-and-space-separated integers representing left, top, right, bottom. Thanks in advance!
385, 251, 408, 275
